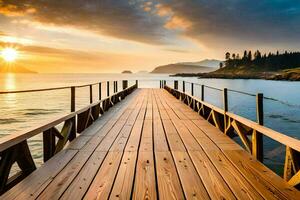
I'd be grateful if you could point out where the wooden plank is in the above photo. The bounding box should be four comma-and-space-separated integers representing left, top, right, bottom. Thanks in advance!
152, 89, 184, 199
158, 92, 237, 199
160, 94, 263, 199
139, 120, 153, 152
155, 152, 185, 200
109, 151, 138, 200
145, 90, 153, 120
38, 90, 142, 200
157, 96, 210, 199
109, 125, 133, 152
83, 152, 123, 200
153, 119, 169, 152
188, 151, 236, 199
171, 151, 210, 199
60, 151, 106, 200
83, 89, 147, 200
162, 120, 186, 152
171, 119, 202, 151
124, 120, 144, 152
191, 118, 298, 199
132, 151, 157, 200
37, 150, 93, 200
224, 150, 300, 200
132, 91, 157, 199
1, 150, 77, 200
66, 135, 91, 150
79, 91, 142, 152
189, 120, 264, 199
2, 89, 139, 199
94, 120, 128, 152
109, 98, 147, 199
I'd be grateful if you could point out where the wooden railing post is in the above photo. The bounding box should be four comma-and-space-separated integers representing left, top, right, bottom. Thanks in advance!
191, 83, 194, 96
223, 88, 228, 133
201, 85, 204, 101
71, 86, 76, 112
253, 93, 264, 161
43, 129, 55, 162
116, 81, 118, 92
223, 88, 228, 112
174, 80, 178, 90
69, 86, 76, 141
89, 85, 93, 104
122, 80, 128, 90
107, 81, 110, 97
183, 81, 185, 93
113, 81, 116, 93
136, 80, 138, 88
99, 82, 102, 100
164, 80, 166, 88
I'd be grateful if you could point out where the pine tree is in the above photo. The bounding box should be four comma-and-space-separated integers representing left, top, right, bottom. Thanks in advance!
248, 51, 252, 63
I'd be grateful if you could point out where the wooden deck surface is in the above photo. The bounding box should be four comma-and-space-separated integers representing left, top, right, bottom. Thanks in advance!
2, 89, 300, 200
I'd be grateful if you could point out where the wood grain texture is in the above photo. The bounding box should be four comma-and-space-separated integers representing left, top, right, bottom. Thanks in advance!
132, 152, 157, 200
5, 88, 300, 200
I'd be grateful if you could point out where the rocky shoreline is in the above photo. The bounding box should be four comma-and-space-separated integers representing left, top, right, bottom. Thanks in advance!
172, 69, 300, 81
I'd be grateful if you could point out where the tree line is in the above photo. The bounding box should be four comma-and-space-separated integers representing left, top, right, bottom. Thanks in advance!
221, 50, 300, 70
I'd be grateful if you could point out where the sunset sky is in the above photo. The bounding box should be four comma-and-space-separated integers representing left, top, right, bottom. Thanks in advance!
0, 0, 300, 73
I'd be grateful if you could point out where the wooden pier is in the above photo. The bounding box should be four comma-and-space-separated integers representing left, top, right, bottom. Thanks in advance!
0, 81, 300, 199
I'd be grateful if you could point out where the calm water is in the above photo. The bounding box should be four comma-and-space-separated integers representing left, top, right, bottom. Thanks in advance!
1, 73, 299, 174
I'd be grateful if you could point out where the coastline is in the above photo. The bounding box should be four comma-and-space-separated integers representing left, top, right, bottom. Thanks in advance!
172, 69, 300, 81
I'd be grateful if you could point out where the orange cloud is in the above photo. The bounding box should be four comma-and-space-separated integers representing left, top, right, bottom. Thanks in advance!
0, 0, 168, 44
144, 6, 152, 12
154, 4, 192, 31
164, 15, 192, 31
0, 3, 35, 16
155, 4, 173, 17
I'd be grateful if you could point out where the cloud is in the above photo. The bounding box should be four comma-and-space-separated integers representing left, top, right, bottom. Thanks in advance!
0, 0, 170, 44
0, 31, 6, 36
1, 0, 300, 54
164, 48, 190, 53
156, 0, 300, 48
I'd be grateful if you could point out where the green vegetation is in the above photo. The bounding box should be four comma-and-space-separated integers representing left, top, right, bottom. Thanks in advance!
174, 51, 300, 81
223, 50, 300, 71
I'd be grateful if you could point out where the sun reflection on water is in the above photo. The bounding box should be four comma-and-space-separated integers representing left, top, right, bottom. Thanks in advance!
4, 73, 16, 91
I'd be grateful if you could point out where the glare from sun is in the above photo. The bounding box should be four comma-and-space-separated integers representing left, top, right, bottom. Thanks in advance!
1, 48, 18, 62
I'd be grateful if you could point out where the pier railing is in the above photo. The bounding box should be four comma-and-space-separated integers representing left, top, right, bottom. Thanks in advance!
163, 80, 300, 188
0, 80, 137, 194
1, 78, 300, 193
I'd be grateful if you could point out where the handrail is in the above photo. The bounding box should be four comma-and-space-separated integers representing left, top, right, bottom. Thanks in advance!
0, 113, 76, 152
164, 82, 300, 187
166, 85, 300, 150
0, 85, 135, 151
0, 79, 166, 94
226, 112, 300, 152
0, 80, 138, 194
0, 81, 108, 94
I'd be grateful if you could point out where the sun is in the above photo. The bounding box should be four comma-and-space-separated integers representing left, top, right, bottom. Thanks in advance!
1, 48, 18, 62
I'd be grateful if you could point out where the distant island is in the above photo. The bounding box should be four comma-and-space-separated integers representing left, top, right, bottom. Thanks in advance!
0, 65, 36, 73
121, 70, 132, 74
151, 59, 219, 74
173, 51, 300, 81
